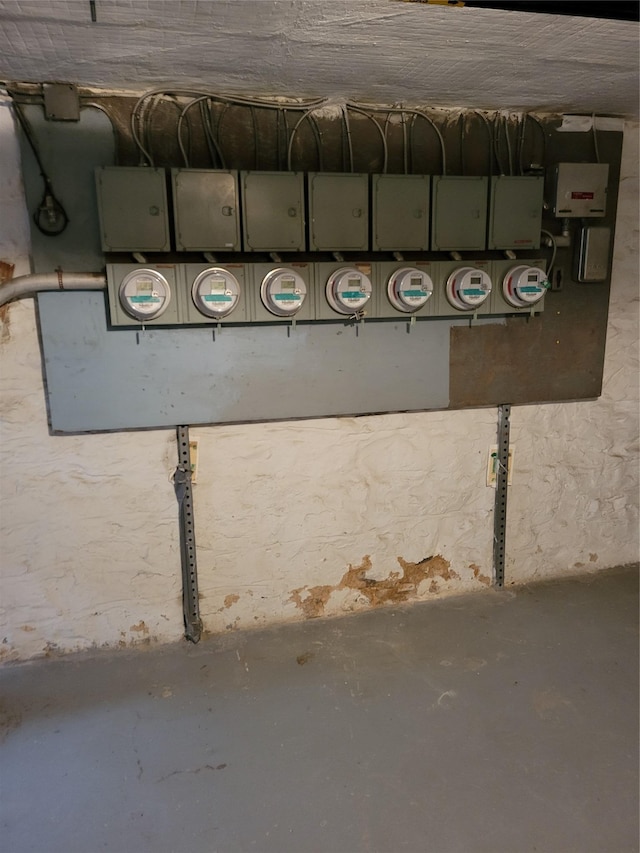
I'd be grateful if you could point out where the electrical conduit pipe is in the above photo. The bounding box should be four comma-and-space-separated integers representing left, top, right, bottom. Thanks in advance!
0, 272, 106, 307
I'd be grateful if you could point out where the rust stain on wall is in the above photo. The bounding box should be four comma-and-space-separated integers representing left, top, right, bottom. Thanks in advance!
0, 262, 15, 344
290, 554, 459, 618
470, 563, 491, 586
130, 621, 149, 634
224, 593, 240, 609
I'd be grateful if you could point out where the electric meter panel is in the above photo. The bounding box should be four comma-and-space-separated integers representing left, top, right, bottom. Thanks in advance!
250, 264, 314, 323
182, 264, 248, 324
172, 169, 240, 251
106, 264, 181, 327
96, 167, 170, 252
324, 266, 373, 316
491, 259, 548, 314
386, 266, 435, 314
260, 268, 307, 317
444, 265, 493, 313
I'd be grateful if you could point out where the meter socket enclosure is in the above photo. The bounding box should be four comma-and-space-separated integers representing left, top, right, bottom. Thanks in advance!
96, 167, 170, 252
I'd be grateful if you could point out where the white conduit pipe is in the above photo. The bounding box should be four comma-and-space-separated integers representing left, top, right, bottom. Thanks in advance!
0, 272, 106, 307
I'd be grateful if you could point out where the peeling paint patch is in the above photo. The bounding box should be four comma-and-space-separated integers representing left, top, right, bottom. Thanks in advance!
224, 594, 240, 609
130, 621, 149, 634
470, 563, 491, 586
290, 554, 458, 618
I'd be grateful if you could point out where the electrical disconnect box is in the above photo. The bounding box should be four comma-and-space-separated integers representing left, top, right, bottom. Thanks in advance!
172, 169, 240, 251
372, 174, 430, 251
488, 176, 544, 250
96, 167, 170, 252
552, 163, 609, 218
308, 173, 369, 251
431, 176, 488, 251
241, 171, 305, 251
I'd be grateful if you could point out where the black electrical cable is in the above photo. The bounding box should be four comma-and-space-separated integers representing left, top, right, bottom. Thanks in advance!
12, 101, 69, 236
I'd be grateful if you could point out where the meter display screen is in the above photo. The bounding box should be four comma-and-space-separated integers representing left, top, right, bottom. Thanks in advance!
348, 277, 361, 290
471, 275, 482, 285
528, 273, 538, 282
411, 277, 422, 288
281, 278, 296, 291
210, 278, 226, 291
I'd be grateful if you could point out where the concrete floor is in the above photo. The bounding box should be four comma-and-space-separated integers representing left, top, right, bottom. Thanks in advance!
1, 566, 638, 853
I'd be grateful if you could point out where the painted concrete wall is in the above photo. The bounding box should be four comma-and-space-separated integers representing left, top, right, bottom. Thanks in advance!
1, 103, 638, 661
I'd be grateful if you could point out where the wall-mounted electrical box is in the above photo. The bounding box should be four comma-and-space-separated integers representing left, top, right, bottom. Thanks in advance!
182, 264, 249, 324
491, 259, 548, 314
431, 176, 488, 251
372, 174, 430, 251
250, 263, 314, 323
96, 167, 170, 252
172, 169, 240, 251
574, 226, 611, 282
241, 171, 305, 251
308, 173, 369, 251
106, 264, 181, 326
552, 163, 609, 218
488, 176, 544, 250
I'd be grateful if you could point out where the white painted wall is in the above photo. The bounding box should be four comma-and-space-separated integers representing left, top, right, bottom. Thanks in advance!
1, 104, 638, 660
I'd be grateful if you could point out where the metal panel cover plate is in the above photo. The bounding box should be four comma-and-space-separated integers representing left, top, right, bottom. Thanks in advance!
309, 173, 369, 251
431, 176, 488, 251
373, 175, 430, 251
96, 167, 170, 252
172, 169, 240, 251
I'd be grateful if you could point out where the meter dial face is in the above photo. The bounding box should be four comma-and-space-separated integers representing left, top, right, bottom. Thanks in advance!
387, 267, 434, 313
446, 266, 492, 311
192, 267, 241, 318
119, 268, 171, 321
260, 268, 307, 317
326, 267, 373, 314
502, 265, 547, 307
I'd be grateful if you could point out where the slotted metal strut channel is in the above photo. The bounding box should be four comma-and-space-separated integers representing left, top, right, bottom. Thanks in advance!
493, 404, 511, 588
174, 425, 203, 642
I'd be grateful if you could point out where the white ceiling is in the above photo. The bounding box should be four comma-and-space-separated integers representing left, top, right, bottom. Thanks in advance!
0, 0, 638, 116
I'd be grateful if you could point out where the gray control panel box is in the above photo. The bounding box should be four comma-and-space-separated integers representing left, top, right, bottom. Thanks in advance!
488, 176, 544, 250
96, 167, 170, 252
308, 173, 369, 251
106, 264, 181, 326
552, 163, 609, 218
172, 169, 240, 251
372, 174, 430, 251
241, 171, 305, 251
431, 176, 488, 251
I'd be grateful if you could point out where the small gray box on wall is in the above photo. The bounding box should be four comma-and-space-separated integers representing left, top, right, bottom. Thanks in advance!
372, 174, 430, 251
172, 169, 240, 251
308, 173, 369, 251
431, 176, 488, 251
488, 176, 543, 250
96, 167, 170, 251
241, 171, 305, 251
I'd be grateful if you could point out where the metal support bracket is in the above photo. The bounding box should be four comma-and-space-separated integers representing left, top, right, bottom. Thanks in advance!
174, 425, 203, 642
493, 404, 511, 588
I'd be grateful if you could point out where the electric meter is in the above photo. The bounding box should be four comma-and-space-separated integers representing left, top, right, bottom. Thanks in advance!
119, 268, 171, 321
445, 266, 492, 311
502, 265, 548, 308
192, 267, 241, 318
260, 267, 307, 317
326, 267, 372, 315
387, 267, 434, 313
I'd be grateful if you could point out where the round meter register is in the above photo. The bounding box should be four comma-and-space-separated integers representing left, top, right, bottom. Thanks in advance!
502, 265, 548, 308
387, 267, 434, 313
119, 268, 171, 321
192, 267, 241, 318
326, 267, 372, 315
260, 268, 307, 317
446, 266, 492, 311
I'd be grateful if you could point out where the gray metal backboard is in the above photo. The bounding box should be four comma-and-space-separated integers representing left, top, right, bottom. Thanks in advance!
37, 291, 452, 433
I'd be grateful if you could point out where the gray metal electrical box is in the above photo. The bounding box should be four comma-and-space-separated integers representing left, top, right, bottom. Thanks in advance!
96, 167, 170, 252
172, 169, 240, 251
488, 176, 544, 250
552, 163, 609, 218
575, 226, 611, 282
241, 171, 305, 251
372, 174, 430, 251
308, 173, 369, 251
431, 176, 488, 251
